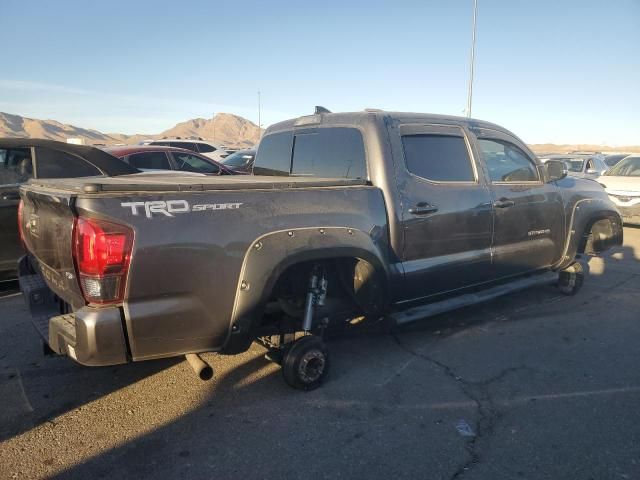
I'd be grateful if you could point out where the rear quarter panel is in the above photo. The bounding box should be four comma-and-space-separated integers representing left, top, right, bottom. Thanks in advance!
75, 186, 389, 360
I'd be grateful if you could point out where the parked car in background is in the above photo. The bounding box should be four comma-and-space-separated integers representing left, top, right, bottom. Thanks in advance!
604, 153, 631, 167
539, 153, 608, 178
140, 138, 229, 162
105, 145, 237, 176
221, 149, 256, 173
601, 155, 640, 225
0, 139, 137, 281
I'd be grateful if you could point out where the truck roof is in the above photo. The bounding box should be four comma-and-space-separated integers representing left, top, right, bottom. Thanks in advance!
265, 110, 513, 136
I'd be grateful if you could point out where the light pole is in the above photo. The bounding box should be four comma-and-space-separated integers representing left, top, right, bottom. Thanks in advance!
466, 0, 478, 118
212, 111, 216, 144
258, 91, 262, 132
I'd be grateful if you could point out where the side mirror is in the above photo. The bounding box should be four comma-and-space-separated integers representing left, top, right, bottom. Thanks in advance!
586, 168, 598, 175
546, 160, 568, 182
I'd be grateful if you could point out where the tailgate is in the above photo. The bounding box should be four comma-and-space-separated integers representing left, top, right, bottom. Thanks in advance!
20, 186, 85, 308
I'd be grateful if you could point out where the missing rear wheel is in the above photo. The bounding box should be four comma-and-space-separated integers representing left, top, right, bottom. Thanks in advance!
282, 336, 329, 391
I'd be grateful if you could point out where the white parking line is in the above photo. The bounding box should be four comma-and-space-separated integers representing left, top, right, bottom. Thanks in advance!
0, 292, 22, 299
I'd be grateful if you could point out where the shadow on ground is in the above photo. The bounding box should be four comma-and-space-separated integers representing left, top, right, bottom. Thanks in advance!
1, 229, 639, 479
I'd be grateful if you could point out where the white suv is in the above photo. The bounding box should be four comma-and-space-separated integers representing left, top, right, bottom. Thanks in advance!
141, 138, 229, 162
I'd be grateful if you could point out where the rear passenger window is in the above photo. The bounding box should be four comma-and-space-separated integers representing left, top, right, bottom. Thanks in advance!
253, 131, 294, 175
253, 128, 367, 179
478, 139, 539, 182
34, 147, 101, 178
291, 128, 366, 179
402, 135, 475, 182
127, 152, 171, 170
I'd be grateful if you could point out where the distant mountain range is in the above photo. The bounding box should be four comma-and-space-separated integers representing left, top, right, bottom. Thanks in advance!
0, 112, 262, 148
0, 111, 637, 154
528, 143, 640, 155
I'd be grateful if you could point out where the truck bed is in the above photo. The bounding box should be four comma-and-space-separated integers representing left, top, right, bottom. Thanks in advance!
19, 173, 388, 361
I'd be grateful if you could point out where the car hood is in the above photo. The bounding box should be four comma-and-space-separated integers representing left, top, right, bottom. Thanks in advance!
602, 176, 640, 195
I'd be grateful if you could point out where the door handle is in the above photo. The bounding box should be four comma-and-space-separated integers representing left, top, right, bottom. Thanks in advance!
408, 202, 438, 215
493, 199, 515, 209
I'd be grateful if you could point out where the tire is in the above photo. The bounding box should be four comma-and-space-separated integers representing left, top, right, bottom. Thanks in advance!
557, 261, 584, 296
282, 336, 329, 391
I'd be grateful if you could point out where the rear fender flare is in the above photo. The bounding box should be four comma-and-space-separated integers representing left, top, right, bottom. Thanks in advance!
223, 227, 389, 353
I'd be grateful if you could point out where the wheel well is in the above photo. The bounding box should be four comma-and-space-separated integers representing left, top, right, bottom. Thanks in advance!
261, 257, 388, 328
578, 216, 621, 255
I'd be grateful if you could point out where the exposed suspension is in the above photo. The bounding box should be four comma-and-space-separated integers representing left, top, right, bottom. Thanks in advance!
302, 264, 328, 332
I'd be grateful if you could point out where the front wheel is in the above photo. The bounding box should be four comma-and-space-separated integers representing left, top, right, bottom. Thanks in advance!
282, 336, 329, 391
557, 261, 584, 295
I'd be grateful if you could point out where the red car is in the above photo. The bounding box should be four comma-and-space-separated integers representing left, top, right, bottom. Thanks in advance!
105, 145, 239, 175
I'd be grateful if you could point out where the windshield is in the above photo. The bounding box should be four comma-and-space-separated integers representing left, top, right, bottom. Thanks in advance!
223, 150, 254, 167
605, 156, 640, 176
605, 154, 628, 166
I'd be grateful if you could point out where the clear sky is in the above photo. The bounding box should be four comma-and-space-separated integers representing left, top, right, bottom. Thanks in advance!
0, 0, 638, 145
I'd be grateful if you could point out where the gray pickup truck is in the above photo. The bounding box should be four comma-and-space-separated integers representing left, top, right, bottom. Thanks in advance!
18, 110, 623, 390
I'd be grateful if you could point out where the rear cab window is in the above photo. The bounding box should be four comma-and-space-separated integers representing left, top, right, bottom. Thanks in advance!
254, 127, 367, 179
253, 131, 293, 175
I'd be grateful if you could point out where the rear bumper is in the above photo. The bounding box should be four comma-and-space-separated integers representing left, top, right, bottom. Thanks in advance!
18, 255, 128, 366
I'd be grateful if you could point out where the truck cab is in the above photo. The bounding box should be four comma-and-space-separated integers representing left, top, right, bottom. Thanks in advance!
253, 111, 596, 304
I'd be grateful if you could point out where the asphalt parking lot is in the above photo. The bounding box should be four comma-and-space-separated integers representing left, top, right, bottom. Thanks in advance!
1, 228, 639, 480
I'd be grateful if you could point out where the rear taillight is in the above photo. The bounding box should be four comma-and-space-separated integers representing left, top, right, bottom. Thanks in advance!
72, 217, 134, 304
17, 199, 25, 249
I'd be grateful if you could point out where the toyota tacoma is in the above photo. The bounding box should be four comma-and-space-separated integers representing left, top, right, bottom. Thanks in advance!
17, 110, 623, 390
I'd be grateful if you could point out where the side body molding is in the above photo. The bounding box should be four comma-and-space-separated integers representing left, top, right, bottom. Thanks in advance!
222, 226, 389, 353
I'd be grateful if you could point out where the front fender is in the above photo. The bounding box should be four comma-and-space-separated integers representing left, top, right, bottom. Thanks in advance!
222, 226, 389, 353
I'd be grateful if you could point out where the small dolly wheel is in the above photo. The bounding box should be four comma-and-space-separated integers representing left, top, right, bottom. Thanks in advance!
282, 336, 329, 391
557, 261, 584, 296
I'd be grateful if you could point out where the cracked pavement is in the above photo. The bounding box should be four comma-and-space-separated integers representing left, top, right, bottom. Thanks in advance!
1, 227, 640, 479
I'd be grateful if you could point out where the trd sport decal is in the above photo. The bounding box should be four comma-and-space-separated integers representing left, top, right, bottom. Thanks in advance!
121, 200, 243, 218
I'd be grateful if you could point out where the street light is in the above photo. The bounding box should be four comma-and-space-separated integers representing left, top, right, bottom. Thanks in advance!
466, 0, 478, 118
